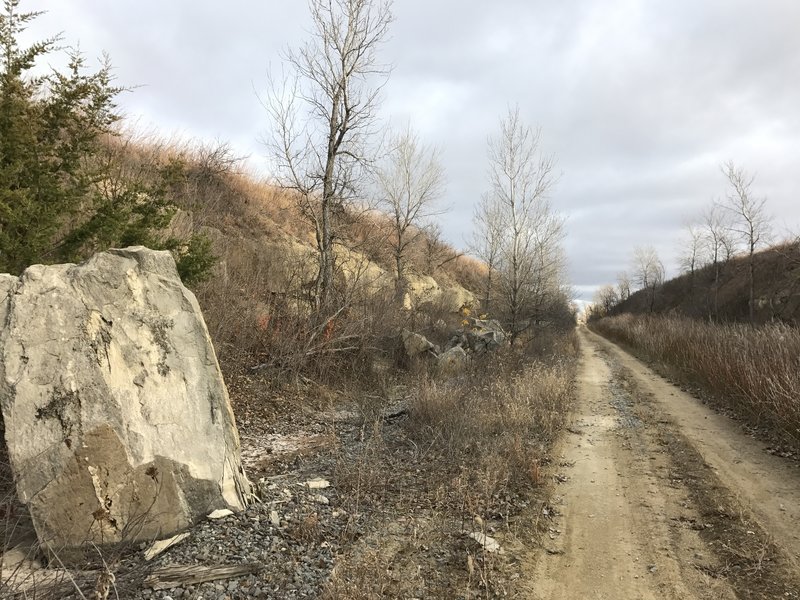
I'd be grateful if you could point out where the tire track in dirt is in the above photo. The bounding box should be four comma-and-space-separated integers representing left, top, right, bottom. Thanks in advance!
528, 328, 737, 599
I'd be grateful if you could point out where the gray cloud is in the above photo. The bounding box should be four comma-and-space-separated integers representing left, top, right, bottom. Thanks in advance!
21, 0, 800, 301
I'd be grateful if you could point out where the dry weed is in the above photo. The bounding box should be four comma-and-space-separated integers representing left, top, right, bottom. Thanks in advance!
592, 315, 800, 444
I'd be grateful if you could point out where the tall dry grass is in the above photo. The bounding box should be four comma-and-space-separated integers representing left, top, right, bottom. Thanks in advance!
592, 315, 800, 444
406, 332, 579, 499
324, 329, 579, 598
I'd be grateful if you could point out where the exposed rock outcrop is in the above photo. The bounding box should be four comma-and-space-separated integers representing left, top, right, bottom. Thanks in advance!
463, 318, 506, 353
400, 275, 475, 313
0, 247, 251, 556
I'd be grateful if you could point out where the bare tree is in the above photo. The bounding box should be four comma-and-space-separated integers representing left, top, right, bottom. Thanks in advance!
679, 222, 703, 276
482, 106, 563, 344
470, 192, 504, 313
616, 271, 631, 302
593, 284, 619, 317
678, 221, 705, 292
632, 245, 664, 313
375, 125, 445, 297
721, 162, 771, 322
265, 0, 393, 312
699, 203, 734, 319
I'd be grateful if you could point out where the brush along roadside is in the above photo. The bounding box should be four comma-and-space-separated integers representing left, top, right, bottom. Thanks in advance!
0, 329, 577, 599
323, 329, 579, 598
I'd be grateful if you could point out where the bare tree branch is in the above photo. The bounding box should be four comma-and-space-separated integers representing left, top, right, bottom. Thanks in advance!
264, 0, 393, 313
374, 124, 446, 298
720, 161, 771, 322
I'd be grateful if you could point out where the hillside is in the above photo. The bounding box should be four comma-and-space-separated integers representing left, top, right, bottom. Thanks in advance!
611, 241, 800, 324
110, 138, 487, 370
0, 136, 583, 598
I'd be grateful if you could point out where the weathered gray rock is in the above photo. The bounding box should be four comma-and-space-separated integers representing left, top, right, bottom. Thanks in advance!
400, 329, 438, 359
399, 274, 475, 313
437, 345, 467, 371
465, 318, 506, 353
0, 247, 251, 555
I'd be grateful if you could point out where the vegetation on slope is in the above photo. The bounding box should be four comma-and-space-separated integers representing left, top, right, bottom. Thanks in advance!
591, 161, 799, 326
602, 241, 800, 325
0, 0, 211, 280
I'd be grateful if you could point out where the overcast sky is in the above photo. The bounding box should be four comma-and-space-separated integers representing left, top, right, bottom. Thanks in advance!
21, 1, 800, 301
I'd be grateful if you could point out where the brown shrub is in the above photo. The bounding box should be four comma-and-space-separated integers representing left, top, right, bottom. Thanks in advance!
405, 344, 577, 499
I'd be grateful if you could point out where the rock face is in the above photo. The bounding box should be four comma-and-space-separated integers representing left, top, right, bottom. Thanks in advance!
0, 247, 251, 555
400, 275, 475, 313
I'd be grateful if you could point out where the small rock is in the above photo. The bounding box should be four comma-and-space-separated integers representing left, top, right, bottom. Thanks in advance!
467, 532, 503, 554
302, 478, 330, 490
144, 532, 190, 561
311, 494, 330, 505
207, 509, 234, 520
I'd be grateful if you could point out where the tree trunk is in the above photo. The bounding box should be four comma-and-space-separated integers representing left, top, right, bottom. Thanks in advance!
394, 251, 406, 304
748, 249, 755, 323
313, 200, 334, 313
315, 93, 340, 313
483, 267, 492, 314
712, 261, 720, 321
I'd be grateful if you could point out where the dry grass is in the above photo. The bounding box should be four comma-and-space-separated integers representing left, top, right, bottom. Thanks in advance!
407, 328, 579, 496
325, 329, 579, 597
592, 315, 800, 444
408, 355, 575, 484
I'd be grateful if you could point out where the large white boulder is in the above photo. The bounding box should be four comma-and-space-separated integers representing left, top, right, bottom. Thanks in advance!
0, 247, 250, 555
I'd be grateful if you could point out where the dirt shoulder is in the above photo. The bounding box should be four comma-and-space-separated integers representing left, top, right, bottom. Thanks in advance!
525, 327, 800, 599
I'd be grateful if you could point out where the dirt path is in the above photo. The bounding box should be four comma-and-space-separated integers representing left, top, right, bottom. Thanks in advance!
527, 327, 800, 599
587, 328, 800, 566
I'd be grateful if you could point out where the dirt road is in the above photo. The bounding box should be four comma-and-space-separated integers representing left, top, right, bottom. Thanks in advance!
527, 327, 800, 599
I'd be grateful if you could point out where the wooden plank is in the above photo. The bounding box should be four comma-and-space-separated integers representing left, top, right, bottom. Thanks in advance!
144, 562, 264, 591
